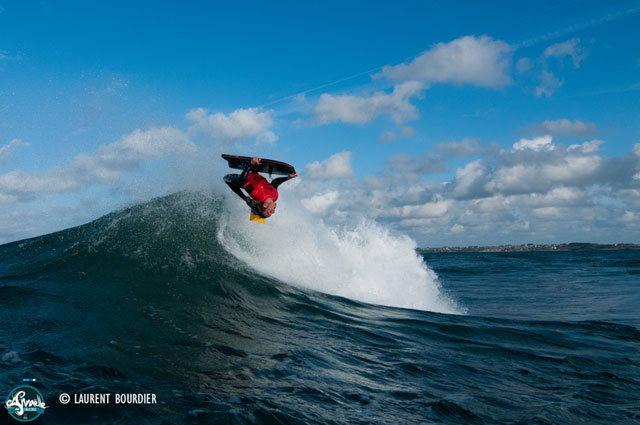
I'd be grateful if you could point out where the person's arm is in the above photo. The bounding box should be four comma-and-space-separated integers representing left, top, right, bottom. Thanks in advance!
225, 179, 259, 211
239, 156, 264, 181
271, 172, 298, 189
231, 157, 262, 211
225, 178, 249, 202
224, 159, 257, 202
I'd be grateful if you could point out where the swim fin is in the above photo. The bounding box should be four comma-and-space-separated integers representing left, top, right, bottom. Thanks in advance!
249, 211, 266, 224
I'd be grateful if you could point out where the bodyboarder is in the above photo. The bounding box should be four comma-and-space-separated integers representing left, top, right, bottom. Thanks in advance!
224, 156, 298, 223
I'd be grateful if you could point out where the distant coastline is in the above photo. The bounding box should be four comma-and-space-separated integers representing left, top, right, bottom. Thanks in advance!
418, 242, 640, 253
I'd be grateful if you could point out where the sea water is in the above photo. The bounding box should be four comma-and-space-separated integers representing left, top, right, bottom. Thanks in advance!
0, 192, 638, 424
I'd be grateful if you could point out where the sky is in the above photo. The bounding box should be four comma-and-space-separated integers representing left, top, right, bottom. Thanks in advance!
0, 0, 639, 247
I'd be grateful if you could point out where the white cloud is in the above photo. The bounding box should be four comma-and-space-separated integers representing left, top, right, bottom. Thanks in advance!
301, 191, 339, 215
378, 35, 513, 87
0, 170, 77, 199
400, 126, 416, 137
283, 142, 640, 247
451, 224, 465, 233
529, 119, 596, 137
66, 127, 196, 184
532, 206, 562, 219
386, 152, 448, 181
485, 149, 604, 196
378, 126, 416, 143
305, 151, 354, 180
312, 81, 424, 125
568, 139, 604, 154
535, 70, 563, 97
524, 187, 586, 208
513, 135, 554, 151
0, 139, 30, 165
0, 127, 195, 201
437, 138, 484, 157
534, 38, 587, 97
516, 57, 532, 73
187, 107, 277, 143
382, 199, 451, 219
97, 127, 194, 166
543, 155, 602, 183
621, 211, 637, 223
450, 159, 492, 199
543, 38, 586, 68
379, 131, 397, 143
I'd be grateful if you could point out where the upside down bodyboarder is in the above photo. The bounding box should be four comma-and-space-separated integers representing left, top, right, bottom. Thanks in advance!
224, 156, 298, 223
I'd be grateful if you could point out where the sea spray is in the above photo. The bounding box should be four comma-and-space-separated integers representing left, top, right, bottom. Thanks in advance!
217, 197, 465, 314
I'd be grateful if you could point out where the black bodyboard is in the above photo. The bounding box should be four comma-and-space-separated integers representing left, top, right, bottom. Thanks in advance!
222, 154, 296, 176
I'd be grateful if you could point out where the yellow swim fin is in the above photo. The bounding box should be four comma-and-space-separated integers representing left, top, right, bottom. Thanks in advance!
249, 211, 266, 224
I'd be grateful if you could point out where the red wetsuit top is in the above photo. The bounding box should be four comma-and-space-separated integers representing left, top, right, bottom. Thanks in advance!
243, 173, 279, 203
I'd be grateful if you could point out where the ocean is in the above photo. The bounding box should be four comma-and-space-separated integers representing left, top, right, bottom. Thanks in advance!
1, 192, 638, 424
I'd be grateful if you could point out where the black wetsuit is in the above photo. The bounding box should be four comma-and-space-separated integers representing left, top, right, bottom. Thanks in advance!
224, 162, 290, 210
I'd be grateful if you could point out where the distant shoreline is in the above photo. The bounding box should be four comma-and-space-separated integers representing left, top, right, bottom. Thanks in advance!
418, 242, 640, 253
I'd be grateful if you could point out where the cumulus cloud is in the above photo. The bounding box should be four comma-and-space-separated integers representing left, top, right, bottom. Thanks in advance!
485, 154, 604, 196
0, 127, 195, 202
621, 211, 638, 223
381, 198, 451, 219
436, 138, 486, 157
312, 81, 424, 125
378, 126, 417, 143
305, 151, 354, 180
285, 139, 640, 246
451, 223, 465, 233
536, 70, 563, 97
526, 119, 596, 137
523, 187, 587, 208
400, 126, 417, 137
0, 171, 77, 202
187, 107, 277, 143
480, 137, 617, 197
449, 160, 493, 200
378, 35, 513, 87
568, 139, 604, 154
379, 131, 398, 143
66, 127, 196, 183
386, 152, 447, 178
513, 135, 554, 151
535, 38, 587, 97
301, 191, 339, 215
543, 38, 587, 68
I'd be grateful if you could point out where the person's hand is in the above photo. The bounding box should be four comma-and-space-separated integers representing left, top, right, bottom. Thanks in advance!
251, 157, 261, 165
288, 172, 298, 180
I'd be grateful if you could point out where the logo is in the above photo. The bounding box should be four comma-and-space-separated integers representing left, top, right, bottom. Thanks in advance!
5, 385, 47, 422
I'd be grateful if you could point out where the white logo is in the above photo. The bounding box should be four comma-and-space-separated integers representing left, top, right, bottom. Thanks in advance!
5, 386, 48, 422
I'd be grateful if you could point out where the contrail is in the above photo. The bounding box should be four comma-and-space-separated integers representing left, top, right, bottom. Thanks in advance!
259, 3, 640, 110
515, 5, 640, 49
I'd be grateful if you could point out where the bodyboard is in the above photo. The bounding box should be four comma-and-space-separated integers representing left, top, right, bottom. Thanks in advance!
221, 154, 296, 176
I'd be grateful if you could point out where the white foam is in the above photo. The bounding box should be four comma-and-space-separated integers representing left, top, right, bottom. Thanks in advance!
217, 197, 465, 314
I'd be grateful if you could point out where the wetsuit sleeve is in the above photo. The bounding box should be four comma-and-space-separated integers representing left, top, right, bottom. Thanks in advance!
225, 179, 257, 211
224, 161, 254, 201
224, 177, 248, 201
270, 176, 290, 189
225, 162, 261, 211
239, 161, 254, 184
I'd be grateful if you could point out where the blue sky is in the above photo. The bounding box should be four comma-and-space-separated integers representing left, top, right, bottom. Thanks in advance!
1, 0, 639, 246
